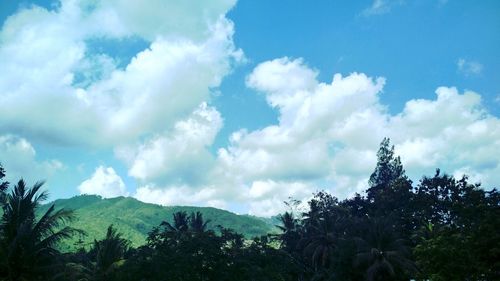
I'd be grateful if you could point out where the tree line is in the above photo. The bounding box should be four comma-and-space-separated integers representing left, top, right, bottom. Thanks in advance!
0, 138, 498, 280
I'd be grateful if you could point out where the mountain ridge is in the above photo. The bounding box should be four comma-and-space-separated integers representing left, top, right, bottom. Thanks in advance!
38, 195, 277, 252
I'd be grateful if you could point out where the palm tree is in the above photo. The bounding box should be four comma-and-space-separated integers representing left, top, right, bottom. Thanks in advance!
277, 212, 298, 233
189, 211, 211, 233
161, 211, 189, 233
276, 212, 300, 252
354, 218, 417, 281
301, 218, 337, 271
0, 179, 80, 281
91, 225, 130, 280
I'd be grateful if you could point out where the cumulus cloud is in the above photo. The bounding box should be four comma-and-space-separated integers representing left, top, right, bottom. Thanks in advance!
90, 0, 236, 41
245, 180, 314, 216
116, 103, 223, 186
457, 58, 483, 76
78, 166, 128, 198
208, 58, 499, 214
130, 57, 500, 216
0, 0, 240, 146
134, 184, 227, 210
0, 135, 64, 184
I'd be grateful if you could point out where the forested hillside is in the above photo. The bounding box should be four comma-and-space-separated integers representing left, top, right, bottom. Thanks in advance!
38, 195, 275, 250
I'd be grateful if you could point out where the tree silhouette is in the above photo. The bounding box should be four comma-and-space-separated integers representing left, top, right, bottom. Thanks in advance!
189, 211, 211, 233
161, 211, 189, 233
91, 225, 130, 280
302, 218, 337, 271
368, 138, 407, 188
0, 179, 79, 281
276, 212, 300, 252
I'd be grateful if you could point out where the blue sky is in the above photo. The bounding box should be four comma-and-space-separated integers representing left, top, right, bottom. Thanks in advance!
0, 0, 499, 216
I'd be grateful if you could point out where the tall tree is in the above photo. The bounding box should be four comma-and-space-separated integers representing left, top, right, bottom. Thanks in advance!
276, 212, 300, 253
368, 138, 408, 193
0, 179, 79, 281
365, 138, 415, 235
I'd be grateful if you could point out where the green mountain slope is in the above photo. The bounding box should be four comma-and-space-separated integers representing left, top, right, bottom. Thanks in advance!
38, 195, 276, 252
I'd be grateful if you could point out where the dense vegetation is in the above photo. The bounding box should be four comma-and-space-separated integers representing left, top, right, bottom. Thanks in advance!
0, 138, 498, 280
37, 195, 275, 251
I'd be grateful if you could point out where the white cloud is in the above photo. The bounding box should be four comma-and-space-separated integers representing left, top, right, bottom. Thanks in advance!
362, 0, 391, 16
134, 184, 227, 210
246, 57, 318, 107
91, 0, 236, 41
457, 58, 483, 76
245, 180, 314, 216
217, 58, 387, 198
0, 0, 243, 208
116, 103, 223, 185
0, 0, 240, 146
0, 135, 64, 184
78, 166, 128, 198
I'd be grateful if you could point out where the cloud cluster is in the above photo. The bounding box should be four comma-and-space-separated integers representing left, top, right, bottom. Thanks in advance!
116, 103, 223, 186
0, 0, 240, 203
1, 1, 498, 216
0, 0, 240, 146
113, 57, 499, 216
214, 58, 498, 215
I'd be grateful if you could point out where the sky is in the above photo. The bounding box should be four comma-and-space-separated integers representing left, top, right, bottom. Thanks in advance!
0, 0, 499, 216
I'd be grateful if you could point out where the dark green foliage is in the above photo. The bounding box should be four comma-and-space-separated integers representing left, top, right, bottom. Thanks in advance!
412, 171, 500, 280
368, 138, 408, 190
0, 179, 79, 281
270, 139, 498, 280
353, 218, 416, 281
344, 139, 416, 237
190, 211, 211, 232
91, 225, 130, 280
275, 212, 300, 252
115, 212, 300, 281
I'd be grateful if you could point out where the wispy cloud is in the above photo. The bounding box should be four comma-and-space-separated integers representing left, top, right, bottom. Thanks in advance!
457, 58, 483, 76
362, 0, 391, 16
363, 0, 449, 16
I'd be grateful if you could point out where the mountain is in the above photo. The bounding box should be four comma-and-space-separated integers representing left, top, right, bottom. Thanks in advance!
38, 195, 277, 252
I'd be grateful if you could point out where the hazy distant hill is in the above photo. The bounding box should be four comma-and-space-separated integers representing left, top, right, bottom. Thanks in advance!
38, 195, 276, 252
